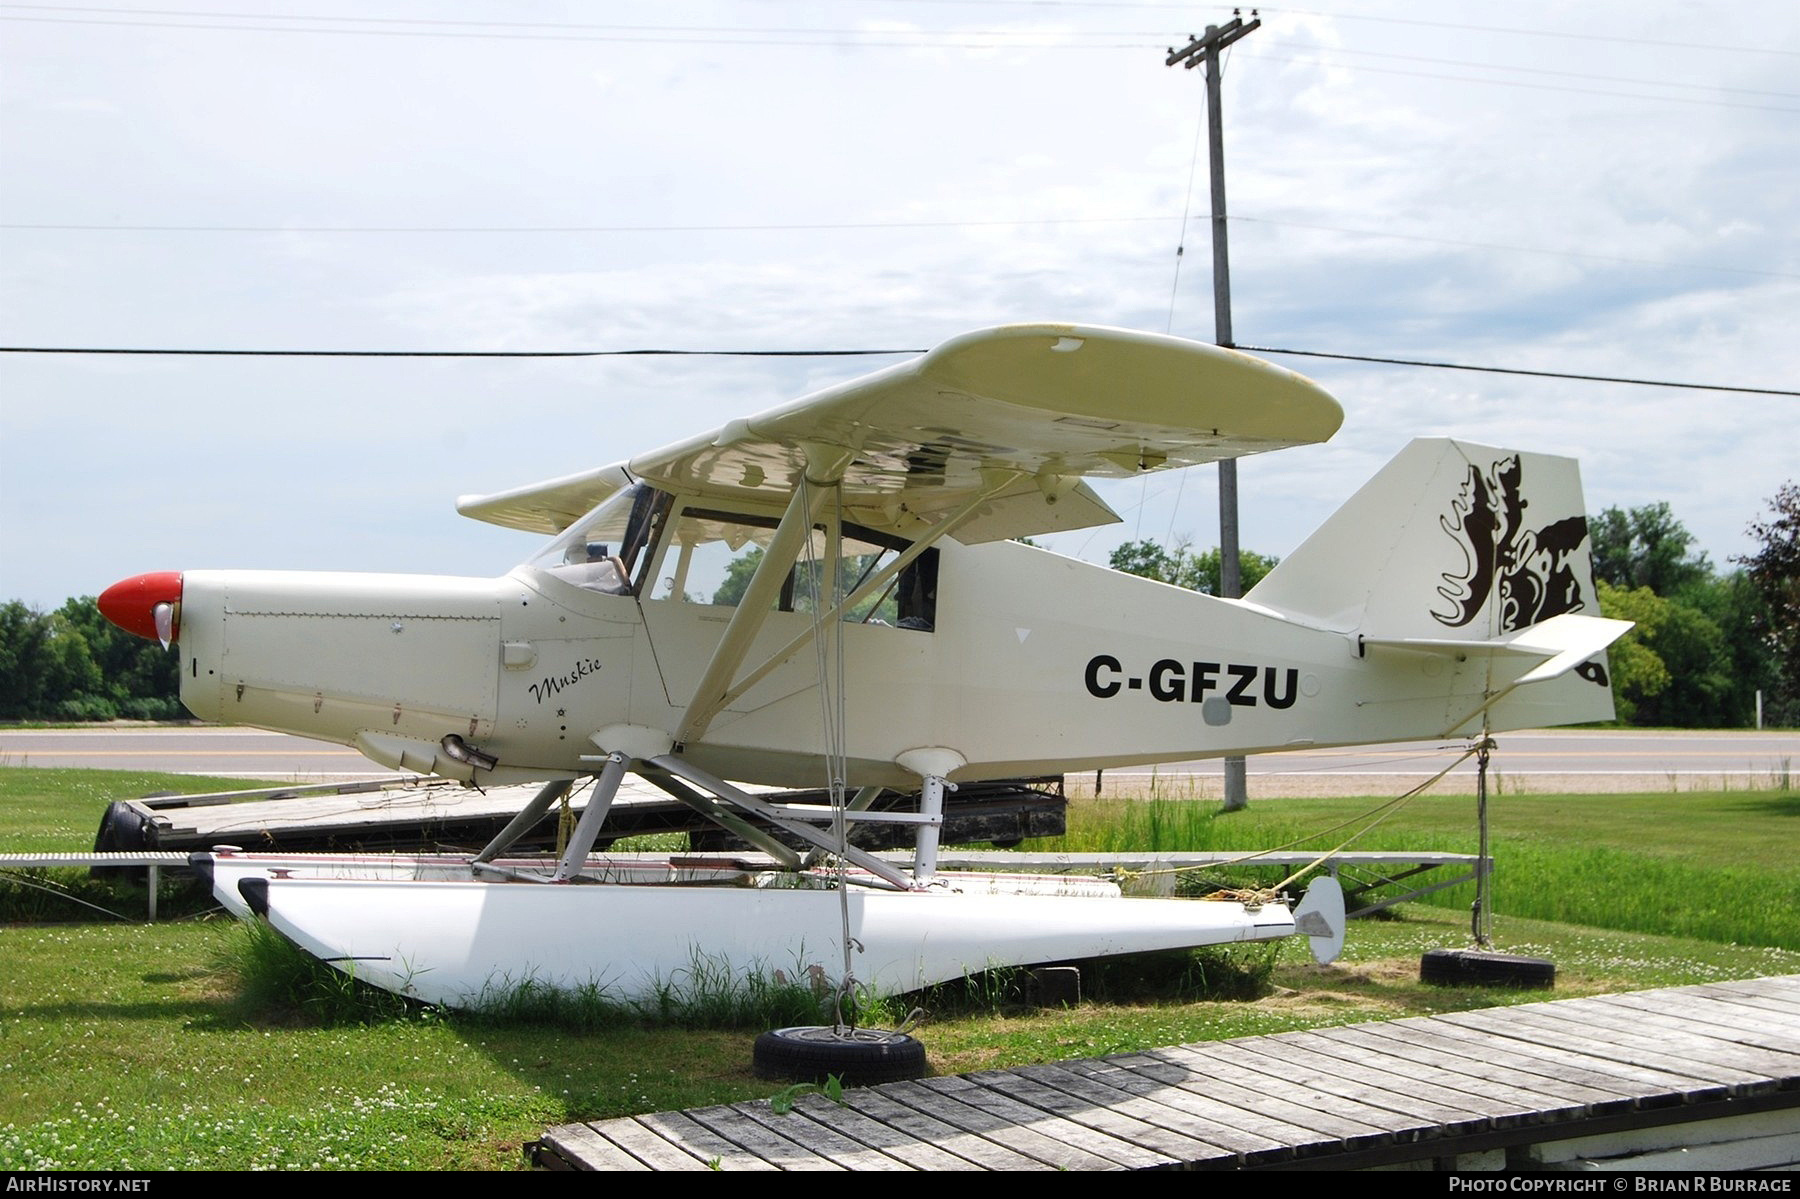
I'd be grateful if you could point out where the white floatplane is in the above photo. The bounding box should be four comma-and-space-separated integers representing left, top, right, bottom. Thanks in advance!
99, 324, 1626, 1008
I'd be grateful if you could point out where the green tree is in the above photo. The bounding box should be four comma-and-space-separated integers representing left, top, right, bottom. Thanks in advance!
1107, 539, 1278, 595
1595, 581, 1672, 724
1590, 503, 1712, 596
1668, 573, 1775, 727
1182, 546, 1281, 596
0, 597, 182, 721
1587, 500, 1774, 727
0, 601, 101, 720
1108, 540, 1179, 585
1735, 481, 1800, 725
709, 547, 763, 607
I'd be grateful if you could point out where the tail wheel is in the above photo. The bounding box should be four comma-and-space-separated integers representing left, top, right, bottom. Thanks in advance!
752, 1026, 927, 1087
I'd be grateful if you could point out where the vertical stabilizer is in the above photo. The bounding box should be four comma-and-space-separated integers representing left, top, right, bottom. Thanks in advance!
1248, 438, 1619, 730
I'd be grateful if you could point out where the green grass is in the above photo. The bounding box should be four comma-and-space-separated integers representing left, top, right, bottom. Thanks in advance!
4, 907, 1795, 1170
0, 769, 266, 922
1025, 788, 1800, 949
3, 766, 1799, 1169
0, 768, 263, 854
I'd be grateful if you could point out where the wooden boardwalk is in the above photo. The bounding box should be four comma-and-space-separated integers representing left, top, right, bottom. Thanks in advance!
533, 974, 1800, 1171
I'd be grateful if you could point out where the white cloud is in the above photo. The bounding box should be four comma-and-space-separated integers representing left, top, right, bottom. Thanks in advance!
2, 0, 1795, 610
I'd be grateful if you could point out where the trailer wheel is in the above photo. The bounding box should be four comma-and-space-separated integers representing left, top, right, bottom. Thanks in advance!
752, 1026, 927, 1087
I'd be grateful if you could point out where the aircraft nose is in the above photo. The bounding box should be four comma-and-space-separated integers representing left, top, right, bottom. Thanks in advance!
98, 571, 184, 645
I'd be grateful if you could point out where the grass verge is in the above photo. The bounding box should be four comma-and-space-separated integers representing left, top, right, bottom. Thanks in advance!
1, 767, 1797, 1169
1028, 787, 1800, 948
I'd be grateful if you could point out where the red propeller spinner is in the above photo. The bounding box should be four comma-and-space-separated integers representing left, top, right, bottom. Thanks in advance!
98, 571, 183, 646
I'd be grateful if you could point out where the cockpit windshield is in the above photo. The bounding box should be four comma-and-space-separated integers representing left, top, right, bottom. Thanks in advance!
526, 482, 672, 595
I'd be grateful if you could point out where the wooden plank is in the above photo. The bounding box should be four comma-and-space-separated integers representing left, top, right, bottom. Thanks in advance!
1061, 1053, 1394, 1154
632, 1110, 779, 1172
1707, 977, 1800, 1005
1003, 1060, 1303, 1163
1205, 1037, 1498, 1132
1305, 1023, 1605, 1117
1545, 991, 1800, 1056
1595, 991, 1800, 1047
958, 1070, 1194, 1167
1349, 1020, 1633, 1112
1382, 1013, 1713, 1102
872, 1078, 1126, 1170
903, 1075, 1157, 1168
776, 1093, 975, 1171
1434, 1009, 1740, 1098
1692, 979, 1800, 1015
728, 1101, 918, 1171
1588, 992, 1800, 1056
596, 1115, 717, 1171
538, 1120, 652, 1171
1277, 1028, 1564, 1122
1148, 1043, 1442, 1144
1470, 1004, 1798, 1087
838, 1086, 1045, 1170
944, 1069, 1287, 1164
679, 1103, 846, 1170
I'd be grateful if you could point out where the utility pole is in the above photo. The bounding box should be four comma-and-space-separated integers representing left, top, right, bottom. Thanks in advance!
1167, 11, 1260, 811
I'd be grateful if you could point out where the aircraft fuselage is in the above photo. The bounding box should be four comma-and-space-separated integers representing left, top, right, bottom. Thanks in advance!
167, 535, 1558, 789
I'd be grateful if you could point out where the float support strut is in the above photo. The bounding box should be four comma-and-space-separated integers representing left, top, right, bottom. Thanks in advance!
475, 777, 573, 863
553, 752, 628, 881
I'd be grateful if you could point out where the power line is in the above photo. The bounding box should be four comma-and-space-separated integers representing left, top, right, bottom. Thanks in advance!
1240, 47, 1800, 114
0, 346, 921, 358
24, 1, 1781, 60
0, 216, 1171, 235
1264, 5, 1800, 58
1273, 39, 1800, 101
0, 11, 1153, 48
1234, 345, 1800, 397
4, 342, 1793, 396
759, 0, 1797, 58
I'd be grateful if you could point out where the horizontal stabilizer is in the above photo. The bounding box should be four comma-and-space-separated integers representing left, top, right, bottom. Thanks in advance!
1363, 612, 1632, 684
1505, 613, 1634, 685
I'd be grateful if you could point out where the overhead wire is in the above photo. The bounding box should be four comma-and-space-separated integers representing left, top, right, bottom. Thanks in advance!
11, 2, 1794, 60
4, 5, 1794, 110
1230, 346, 1800, 398
4, 343, 1792, 397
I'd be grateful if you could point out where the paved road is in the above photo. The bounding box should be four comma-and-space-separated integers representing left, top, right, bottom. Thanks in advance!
0, 727, 383, 777
2, 726, 1794, 795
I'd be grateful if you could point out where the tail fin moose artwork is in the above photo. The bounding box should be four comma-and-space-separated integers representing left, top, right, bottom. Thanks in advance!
99, 325, 1627, 1007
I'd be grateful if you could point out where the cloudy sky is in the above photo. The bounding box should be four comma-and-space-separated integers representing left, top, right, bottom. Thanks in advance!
3, 0, 1796, 610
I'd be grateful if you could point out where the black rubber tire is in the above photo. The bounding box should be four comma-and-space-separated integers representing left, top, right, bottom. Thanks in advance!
752, 1026, 928, 1087
1420, 948, 1556, 989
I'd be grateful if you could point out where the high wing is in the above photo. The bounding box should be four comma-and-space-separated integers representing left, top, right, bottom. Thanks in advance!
457, 324, 1344, 543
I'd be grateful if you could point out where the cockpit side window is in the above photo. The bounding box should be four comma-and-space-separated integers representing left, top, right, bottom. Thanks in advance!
645, 502, 938, 630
